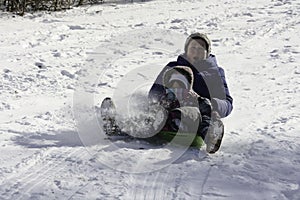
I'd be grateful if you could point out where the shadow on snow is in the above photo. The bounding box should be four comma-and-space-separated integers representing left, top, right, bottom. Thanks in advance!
11, 130, 84, 148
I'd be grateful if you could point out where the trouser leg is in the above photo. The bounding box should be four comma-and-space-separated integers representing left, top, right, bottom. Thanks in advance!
166, 106, 201, 134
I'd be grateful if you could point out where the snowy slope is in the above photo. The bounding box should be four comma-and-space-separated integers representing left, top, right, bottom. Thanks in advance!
0, 0, 299, 199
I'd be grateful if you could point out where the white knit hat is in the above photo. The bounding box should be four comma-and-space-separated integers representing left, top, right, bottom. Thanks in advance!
168, 73, 189, 89
163, 66, 194, 90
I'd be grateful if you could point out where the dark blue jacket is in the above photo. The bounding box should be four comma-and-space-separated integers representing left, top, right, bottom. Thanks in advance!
149, 54, 233, 118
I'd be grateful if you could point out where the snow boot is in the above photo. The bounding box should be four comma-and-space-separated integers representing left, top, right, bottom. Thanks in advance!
204, 111, 224, 154
100, 97, 122, 136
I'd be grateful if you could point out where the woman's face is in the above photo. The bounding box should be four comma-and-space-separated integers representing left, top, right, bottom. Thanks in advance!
186, 39, 208, 65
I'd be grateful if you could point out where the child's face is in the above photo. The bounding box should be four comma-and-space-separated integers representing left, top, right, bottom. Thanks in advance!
166, 72, 189, 89
186, 39, 208, 64
170, 81, 182, 89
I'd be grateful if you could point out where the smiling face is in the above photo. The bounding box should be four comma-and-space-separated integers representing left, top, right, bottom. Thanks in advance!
186, 39, 208, 65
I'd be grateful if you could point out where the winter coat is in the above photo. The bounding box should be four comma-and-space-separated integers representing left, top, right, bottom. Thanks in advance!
149, 54, 233, 118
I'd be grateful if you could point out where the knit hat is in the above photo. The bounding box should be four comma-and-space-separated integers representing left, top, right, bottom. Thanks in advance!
184, 33, 211, 54
168, 73, 189, 89
163, 66, 194, 90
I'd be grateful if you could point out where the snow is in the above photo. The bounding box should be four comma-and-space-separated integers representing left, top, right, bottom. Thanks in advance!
0, 0, 300, 199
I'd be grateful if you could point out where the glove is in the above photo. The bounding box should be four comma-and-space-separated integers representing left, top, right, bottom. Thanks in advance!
159, 89, 180, 110
198, 97, 212, 116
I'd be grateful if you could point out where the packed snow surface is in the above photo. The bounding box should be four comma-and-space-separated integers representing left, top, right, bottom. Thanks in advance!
0, 0, 299, 199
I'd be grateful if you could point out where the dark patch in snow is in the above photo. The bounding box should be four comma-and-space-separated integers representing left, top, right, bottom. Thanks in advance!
68, 25, 85, 30
35, 62, 47, 69
3, 69, 11, 73
61, 70, 75, 79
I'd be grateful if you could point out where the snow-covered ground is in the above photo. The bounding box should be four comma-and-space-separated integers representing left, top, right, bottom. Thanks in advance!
0, 0, 299, 199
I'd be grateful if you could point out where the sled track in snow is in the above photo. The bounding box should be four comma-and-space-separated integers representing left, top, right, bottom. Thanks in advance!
0, 0, 299, 199
0, 147, 90, 199
120, 150, 222, 200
